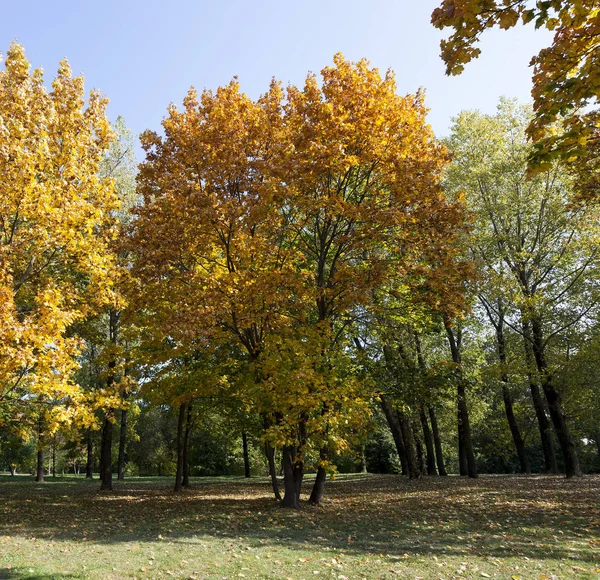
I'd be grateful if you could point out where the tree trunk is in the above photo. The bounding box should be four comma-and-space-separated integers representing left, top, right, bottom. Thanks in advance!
242, 432, 251, 478
522, 321, 559, 473
445, 320, 477, 478
457, 415, 467, 476
530, 318, 582, 477
182, 403, 193, 488
99, 439, 104, 482
414, 430, 426, 475
117, 408, 127, 480
36, 448, 44, 483
265, 442, 281, 501
494, 313, 530, 474
595, 429, 600, 461
9, 465, 15, 476
419, 408, 437, 475
530, 381, 558, 473
174, 402, 187, 492
101, 309, 119, 491
309, 447, 327, 505
502, 385, 530, 474
281, 445, 301, 509
279, 418, 307, 508
413, 334, 437, 476
397, 410, 420, 479
36, 421, 44, 483
428, 406, 447, 476
86, 429, 93, 479
51, 435, 56, 477
294, 420, 307, 500
380, 395, 408, 475
358, 445, 367, 473
457, 381, 477, 477
100, 412, 114, 491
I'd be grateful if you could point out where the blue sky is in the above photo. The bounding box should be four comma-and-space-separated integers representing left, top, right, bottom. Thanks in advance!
1, 1, 552, 157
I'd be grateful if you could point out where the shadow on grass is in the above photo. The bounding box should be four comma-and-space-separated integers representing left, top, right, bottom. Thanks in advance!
1, 474, 598, 565
0, 568, 79, 579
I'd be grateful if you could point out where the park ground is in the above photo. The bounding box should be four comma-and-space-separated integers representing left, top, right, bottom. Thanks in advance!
0, 473, 598, 579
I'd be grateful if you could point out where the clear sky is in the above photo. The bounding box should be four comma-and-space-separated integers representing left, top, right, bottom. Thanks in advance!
1, 0, 552, 157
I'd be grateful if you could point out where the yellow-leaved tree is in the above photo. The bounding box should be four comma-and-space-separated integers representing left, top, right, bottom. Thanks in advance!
0, 43, 119, 481
278, 55, 469, 504
131, 55, 468, 508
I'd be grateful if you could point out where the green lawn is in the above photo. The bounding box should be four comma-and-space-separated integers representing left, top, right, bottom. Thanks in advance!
0, 473, 598, 579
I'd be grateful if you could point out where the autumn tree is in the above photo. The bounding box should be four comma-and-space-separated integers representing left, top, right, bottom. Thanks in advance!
0, 43, 119, 480
131, 78, 301, 499
278, 55, 471, 500
131, 54, 469, 507
432, 0, 600, 176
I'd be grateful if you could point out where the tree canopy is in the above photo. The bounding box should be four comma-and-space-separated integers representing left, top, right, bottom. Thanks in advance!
432, 0, 600, 173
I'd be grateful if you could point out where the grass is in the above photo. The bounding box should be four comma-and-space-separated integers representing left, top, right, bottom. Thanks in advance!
0, 473, 599, 579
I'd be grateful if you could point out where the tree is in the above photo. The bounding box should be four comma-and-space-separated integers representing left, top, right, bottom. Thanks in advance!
130, 77, 297, 497
0, 43, 119, 446
444, 99, 600, 477
431, 0, 600, 171
131, 54, 469, 507
280, 55, 469, 498
96, 117, 138, 490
